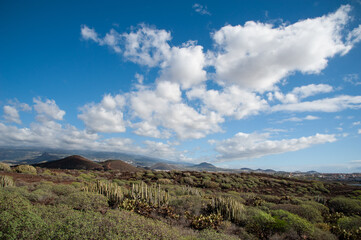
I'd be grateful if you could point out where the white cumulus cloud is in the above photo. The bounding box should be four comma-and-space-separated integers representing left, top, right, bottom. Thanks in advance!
187, 85, 268, 119
272, 95, 361, 112
81, 25, 99, 42
122, 25, 171, 67
212, 132, 336, 161
3, 106, 21, 124
212, 5, 360, 91
158, 43, 207, 89
130, 82, 224, 139
78, 94, 126, 133
33, 98, 65, 122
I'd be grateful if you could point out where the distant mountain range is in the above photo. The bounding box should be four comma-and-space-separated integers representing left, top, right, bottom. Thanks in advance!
0, 147, 192, 167
0, 147, 322, 175
20, 152, 60, 164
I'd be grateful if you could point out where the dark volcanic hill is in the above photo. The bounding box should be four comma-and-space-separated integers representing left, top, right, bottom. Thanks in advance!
100, 160, 140, 172
35, 155, 103, 170
190, 162, 218, 171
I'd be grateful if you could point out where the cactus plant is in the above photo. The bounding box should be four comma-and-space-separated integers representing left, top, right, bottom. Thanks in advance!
129, 181, 169, 207
0, 175, 15, 187
83, 180, 125, 207
211, 196, 246, 225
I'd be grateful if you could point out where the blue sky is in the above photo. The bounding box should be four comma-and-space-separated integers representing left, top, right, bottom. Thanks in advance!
1, 0, 361, 172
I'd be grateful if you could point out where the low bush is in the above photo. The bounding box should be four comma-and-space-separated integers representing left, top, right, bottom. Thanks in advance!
188, 213, 223, 230
14, 165, 37, 174
158, 178, 173, 185
337, 215, 361, 231
51, 183, 77, 196
27, 188, 57, 204
328, 196, 361, 215
272, 203, 324, 223
0, 162, 11, 172
58, 191, 108, 212
246, 208, 276, 239
0, 189, 47, 240
271, 209, 315, 237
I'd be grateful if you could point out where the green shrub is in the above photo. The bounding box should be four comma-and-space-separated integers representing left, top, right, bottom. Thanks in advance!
14, 165, 37, 174
337, 216, 361, 231
0, 189, 47, 240
51, 184, 77, 196
312, 182, 330, 193
0, 162, 11, 172
272, 203, 324, 223
271, 209, 315, 237
181, 177, 194, 185
158, 178, 173, 185
246, 208, 276, 239
329, 197, 361, 215
203, 180, 219, 188
196, 229, 240, 240
27, 188, 57, 204
189, 213, 223, 230
79, 172, 96, 181
58, 191, 108, 211
170, 195, 205, 216
220, 183, 232, 189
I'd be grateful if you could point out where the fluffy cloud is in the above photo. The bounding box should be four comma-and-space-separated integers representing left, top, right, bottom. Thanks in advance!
81, 25, 99, 42
81, 25, 121, 53
187, 85, 268, 119
212, 132, 336, 161
272, 95, 361, 112
2, 100, 32, 124
143, 140, 184, 160
0, 121, 99, 150
33, 98, 65, 121
3, 106, 21, 124
122, 25, 171, 67
212, 5, 360, 91
130, 81, 224, 139
270, 84, 334, 104
347, 25, 361, 45
82, 25, 207, 89
81, 24, 172, 67
78, 94, 126, 133
132, 121, 170, 139
158, 43, 207, 89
